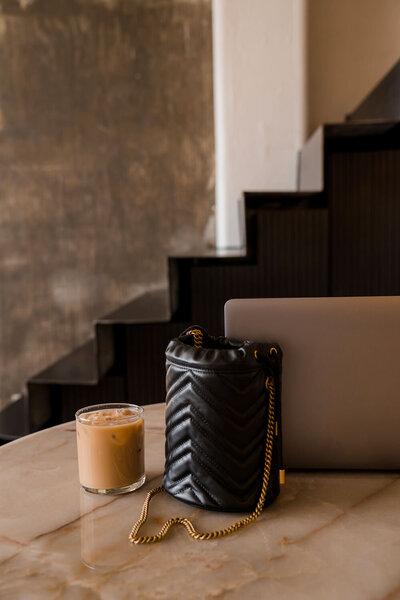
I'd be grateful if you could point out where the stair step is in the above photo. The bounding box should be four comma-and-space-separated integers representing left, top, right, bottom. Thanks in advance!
98, 288, 170, 323
29, 340, 98, 385
29, 289, 173, 390
347, 59, 400, 122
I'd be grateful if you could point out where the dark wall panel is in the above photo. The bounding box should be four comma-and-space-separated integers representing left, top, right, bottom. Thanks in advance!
125, 321, 187, 407
329, 150, 400, 295
256, 209, 329, 298
190, 208, 329, 335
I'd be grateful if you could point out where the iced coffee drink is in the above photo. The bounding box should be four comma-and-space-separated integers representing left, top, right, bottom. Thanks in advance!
76, 403, 145, 494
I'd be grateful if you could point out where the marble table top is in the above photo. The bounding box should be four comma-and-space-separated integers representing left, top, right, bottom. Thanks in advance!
0, 403, 399, 600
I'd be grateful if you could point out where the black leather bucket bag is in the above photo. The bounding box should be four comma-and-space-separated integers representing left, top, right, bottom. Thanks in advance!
129, 326, 283, 544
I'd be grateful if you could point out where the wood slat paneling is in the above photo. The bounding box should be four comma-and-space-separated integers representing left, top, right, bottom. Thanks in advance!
329, 149, 400, 295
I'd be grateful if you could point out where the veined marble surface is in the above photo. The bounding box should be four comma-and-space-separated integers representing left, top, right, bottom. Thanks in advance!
0, 404, 399, 600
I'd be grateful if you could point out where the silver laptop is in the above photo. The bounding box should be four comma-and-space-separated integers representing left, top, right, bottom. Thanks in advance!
225, 297, 400, 470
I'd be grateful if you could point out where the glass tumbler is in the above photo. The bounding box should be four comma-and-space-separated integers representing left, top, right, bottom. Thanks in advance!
76, 403, 145, 494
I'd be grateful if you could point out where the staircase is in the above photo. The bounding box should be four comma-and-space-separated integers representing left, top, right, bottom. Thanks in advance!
24, 119, 399, 430
2, 65, 400, 442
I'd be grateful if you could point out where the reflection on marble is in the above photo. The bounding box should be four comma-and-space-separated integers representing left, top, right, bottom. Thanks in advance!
0, 403, 399, 599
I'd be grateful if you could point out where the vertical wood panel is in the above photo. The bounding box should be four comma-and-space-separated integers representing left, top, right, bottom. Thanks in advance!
329, 149, 400, 295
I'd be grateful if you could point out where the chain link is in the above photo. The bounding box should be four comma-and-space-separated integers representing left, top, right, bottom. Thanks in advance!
185, 328, 204, 348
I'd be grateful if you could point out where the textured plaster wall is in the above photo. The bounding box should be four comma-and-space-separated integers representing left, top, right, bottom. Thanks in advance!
0, 0, 214, 409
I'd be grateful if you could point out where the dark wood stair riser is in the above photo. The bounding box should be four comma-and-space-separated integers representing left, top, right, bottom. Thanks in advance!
329, 149, 400, 296
190, 209, 328, 334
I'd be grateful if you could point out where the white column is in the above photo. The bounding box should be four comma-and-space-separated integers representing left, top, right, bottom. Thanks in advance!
212, 0, 307, 249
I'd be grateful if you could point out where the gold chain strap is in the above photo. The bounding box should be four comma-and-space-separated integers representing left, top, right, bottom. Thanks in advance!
129, 340, 277, 544
185, 328, 204, 348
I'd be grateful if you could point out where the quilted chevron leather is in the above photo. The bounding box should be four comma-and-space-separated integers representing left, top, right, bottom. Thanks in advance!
163, 327, 283, 512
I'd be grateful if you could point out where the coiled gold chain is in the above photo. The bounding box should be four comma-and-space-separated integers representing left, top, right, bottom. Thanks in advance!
128, 338, 277, 544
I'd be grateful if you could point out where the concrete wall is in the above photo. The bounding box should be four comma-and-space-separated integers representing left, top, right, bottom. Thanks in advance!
0, 0, 214, 410
212, 0, 306, 248
306, 0, 400, 136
